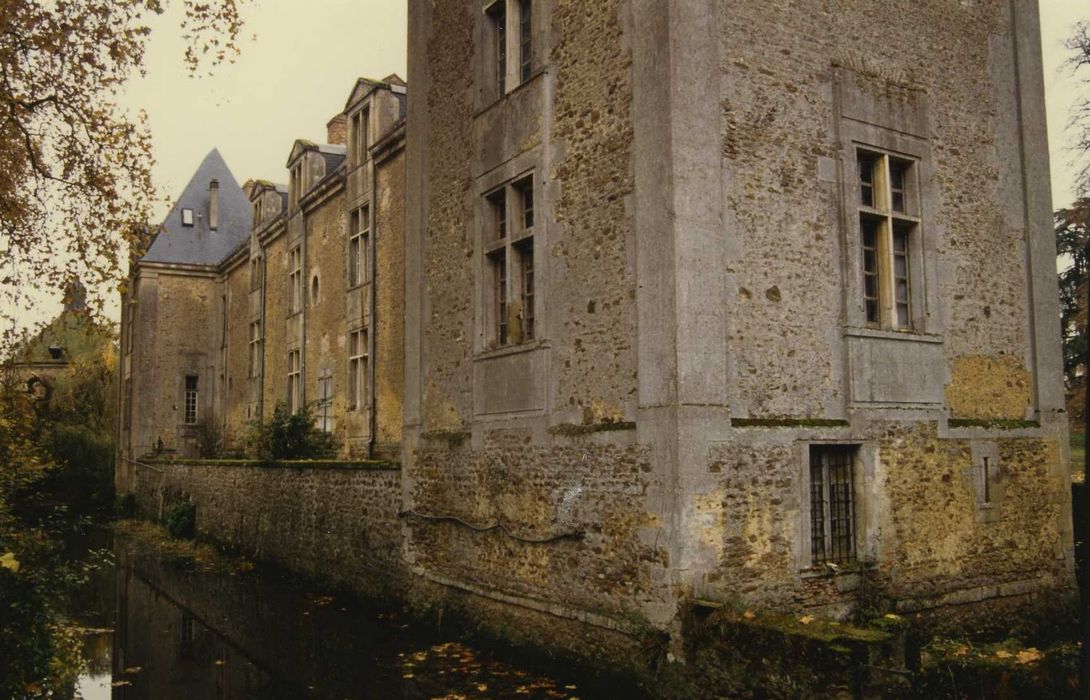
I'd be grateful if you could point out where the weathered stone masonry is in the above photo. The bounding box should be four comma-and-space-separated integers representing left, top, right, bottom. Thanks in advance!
404, 0, 1074, 647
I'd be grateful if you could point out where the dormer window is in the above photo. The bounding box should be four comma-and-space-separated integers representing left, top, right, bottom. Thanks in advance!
351, 107, 370, 166
181, 208, 194, 226
289, 163, 304, 210
252, 199, 262, 228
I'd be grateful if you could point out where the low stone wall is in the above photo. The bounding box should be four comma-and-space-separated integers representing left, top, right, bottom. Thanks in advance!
130, 459, 404, 594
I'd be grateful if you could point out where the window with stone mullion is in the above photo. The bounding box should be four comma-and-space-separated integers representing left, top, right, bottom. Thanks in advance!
858, 150, 916, 330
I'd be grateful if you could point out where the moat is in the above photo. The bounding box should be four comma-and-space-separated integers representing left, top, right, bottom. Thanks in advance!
68, 525, 640, 699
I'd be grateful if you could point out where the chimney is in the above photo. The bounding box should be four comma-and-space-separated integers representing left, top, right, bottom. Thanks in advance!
326, 113, 348, 145
209, 179, 219, 230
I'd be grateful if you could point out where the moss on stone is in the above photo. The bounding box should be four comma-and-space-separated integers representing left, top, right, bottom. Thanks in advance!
730, 417, 850, 428
947, 418, 1040, 430
547, 421, 637, 437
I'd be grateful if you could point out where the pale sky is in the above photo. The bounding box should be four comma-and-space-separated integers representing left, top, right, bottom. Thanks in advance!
11, 1, 1090, 333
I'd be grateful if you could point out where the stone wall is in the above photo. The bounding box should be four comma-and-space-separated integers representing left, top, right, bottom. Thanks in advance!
131, 460, 404, 592
407, 431, 668, 623
374, 149, 406, 452
223, 258, 250, 444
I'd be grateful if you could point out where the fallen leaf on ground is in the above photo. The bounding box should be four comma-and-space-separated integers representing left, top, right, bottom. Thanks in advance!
111, 680, 132, 687
123, 666, 142, 674
798, 615, 815, 625
995, 650, 1012, 659
743, 610, 756, 620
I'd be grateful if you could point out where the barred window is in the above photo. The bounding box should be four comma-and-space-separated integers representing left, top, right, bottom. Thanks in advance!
809, 445, 856, 566
184, 375, 199, 425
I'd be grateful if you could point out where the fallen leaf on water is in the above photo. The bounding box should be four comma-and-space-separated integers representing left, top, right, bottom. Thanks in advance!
798, 615, 815, 625
111, 680, 132, 687
402, 673, 414, 679
1016, 648, 1043, 664
564, 685, 577, 690
995, 650, 1013, 659
214, 659, 225, 666
476, 684, 488, 691
952, 645, 970, 657
123, 666, 143, 674
1, 552, 20, 573
742, 610, 756, 620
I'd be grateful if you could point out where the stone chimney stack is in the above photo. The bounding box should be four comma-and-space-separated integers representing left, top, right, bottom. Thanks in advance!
209, 178, 219, 230
326, 113, 348, 145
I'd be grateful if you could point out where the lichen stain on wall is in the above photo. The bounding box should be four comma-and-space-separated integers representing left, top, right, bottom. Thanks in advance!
945, 355, 1031, 420
882, 425, 1066, 595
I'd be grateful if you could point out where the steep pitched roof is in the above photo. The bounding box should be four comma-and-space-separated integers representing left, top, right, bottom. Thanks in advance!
142, 149, 252, 266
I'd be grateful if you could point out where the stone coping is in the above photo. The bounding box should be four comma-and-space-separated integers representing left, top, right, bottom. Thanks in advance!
142, 457, 400, 471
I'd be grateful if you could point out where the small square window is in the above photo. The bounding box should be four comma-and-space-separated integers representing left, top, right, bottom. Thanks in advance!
181, 208, 194, 226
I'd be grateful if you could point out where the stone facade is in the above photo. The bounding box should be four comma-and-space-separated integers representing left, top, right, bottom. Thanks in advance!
403, 0, 1074, 645
118, 0, 1075, 673
116, 76, 407, 480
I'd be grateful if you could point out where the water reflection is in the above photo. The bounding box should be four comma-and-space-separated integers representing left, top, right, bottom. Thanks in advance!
72, 529, 633, 699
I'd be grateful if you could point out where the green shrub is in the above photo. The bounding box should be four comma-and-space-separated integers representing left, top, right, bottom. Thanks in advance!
244, 402, 337, 462
165, 502, 196, 540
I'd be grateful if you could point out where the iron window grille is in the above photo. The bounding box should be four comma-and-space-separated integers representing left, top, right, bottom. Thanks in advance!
809, 445, 857, 567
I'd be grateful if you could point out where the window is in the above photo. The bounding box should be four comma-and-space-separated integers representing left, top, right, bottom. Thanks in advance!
352, 108, 370, 166
857, 149, 918, 329
249, 258, 262, 292
252, 199, 262, 228
290, 163, 303, 210
488, 0, 533, 97
184, 375, 199, 425
316, 369, 333, 433
487, 1, 506, 97
483, 175, 537, 348
248, 322, 261, 378
349, 206, 370, 287
349, 329, 368, 411
287, 350, 301, 414
288, 246, 302, 314
519, 0, 532, 82
181, 208, 194, 226
518, 240, 534, 340
809, 445, 856, 567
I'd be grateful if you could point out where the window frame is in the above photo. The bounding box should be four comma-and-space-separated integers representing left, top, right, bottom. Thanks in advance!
287, 349, 301, 414
288, 246, 302, 315
481, 172, 537, 350
798, 441, 878, 573
484, 0, 534, 101
248, 321, 261, 379
855, 148, 921, 331
348, 205, 370, 288
183, 375, 199, 425
348, 328, 368, 412
316, 368, 334, 433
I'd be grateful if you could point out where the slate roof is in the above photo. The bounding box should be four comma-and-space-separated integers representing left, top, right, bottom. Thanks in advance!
142, 149, 253, 266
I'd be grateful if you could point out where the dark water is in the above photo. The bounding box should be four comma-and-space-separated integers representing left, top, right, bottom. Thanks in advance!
68, 529, 641, 700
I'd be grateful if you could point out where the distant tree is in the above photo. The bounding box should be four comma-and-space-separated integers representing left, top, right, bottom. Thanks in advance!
1069, 21, 1090, 194
1056, 200, 1089, 388
0, 0, 247, 338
